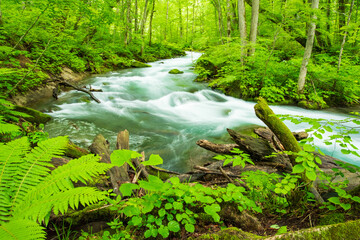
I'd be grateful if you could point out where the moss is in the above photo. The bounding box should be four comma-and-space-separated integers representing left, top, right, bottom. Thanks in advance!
64, 203, 116, 226
169, 69, 184, 74
318, 213, 345, 226
275, 219, 360, 240
79, 96, 91, 103
188, 227, 264, 240
298, 101, 321, 110
131, 60, 151, 68
147, 166, 171, 181
14, 105, 51, 125
65, 141, 90, 159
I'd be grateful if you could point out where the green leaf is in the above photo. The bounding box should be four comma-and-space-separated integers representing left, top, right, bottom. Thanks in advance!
305, 170, 317, 181
352, 196, 360, 203
165, 203, 172, 210
185, 223, 195, 233
144, 229, 152, 238
328, 197, 341, 205
168, 220, 180, 232
341, 149, 351, 155
340, 203, 351, 210
131, 216, 142, 226
158, 226, 170, 238
142, 154, 163, 166
110, 149, 136, 170
120, 183, 140, 197
122, 205, 140, 217
292, 164, 305, 174
158, 208, 166, 217
173, 201, 183, 210
303, 144, 315, 152
323, 126, 333, 132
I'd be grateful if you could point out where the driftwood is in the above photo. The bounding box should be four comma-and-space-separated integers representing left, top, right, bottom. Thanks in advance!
53, 81, 101, 103
132, 152, 149, 180
89, 134, 129, 195
196, 140, 238, 155
254, 97, 324, 203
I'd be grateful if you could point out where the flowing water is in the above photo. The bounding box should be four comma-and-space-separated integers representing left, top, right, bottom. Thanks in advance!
36, 52, 360, 172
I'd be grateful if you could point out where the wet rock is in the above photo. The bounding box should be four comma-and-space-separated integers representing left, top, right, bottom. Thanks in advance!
169, 69, 184, 74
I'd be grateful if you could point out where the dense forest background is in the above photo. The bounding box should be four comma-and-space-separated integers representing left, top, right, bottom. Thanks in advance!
1, 0, 360, 107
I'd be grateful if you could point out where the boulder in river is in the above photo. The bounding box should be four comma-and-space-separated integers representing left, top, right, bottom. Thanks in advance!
131, 60, 151, 68
169, 69, 184, 74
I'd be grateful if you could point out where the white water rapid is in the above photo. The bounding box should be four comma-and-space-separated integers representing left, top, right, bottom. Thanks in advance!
37, 52, 360, 172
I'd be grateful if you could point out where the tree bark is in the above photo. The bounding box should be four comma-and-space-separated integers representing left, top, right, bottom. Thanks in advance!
0, 0, 3, 25
254, 97, 324, 203
54, 82, 101, 103
148, 0, 155, 46
89, 134, 130, 195
178, 0, 183, 39
165, 0, 169, 41
134, 0, 139, 33
227, 0, 232, 38
196, 140, 238, 155
140, 0, 149, 56
238, 0, 247, 59
124, 0, 132, 45
249, 0, 259, 55
297, 0, 319, 94
337, 0, 355, 72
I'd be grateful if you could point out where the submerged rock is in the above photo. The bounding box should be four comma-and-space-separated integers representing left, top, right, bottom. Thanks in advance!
169, 69, 184, 74
131, 60, 151, 68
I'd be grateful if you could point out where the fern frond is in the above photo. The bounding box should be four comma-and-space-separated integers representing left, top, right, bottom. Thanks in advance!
0, 122, 21, 135
0, 137, 29, 223
0, 219, 45, 240
10, 136, 68, 214
15, 187, 107, 224
23, 154, 112, 202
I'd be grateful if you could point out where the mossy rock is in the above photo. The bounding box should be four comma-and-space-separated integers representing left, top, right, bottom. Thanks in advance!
272, 219, 360, 240
169, 69, 184, 74
79, 96, 91, 103
65, 141, 90, 159
188, 227, 264, 240
131, 60, 151, 68
147, 166, 171, 181
298, 100, 328, 110
14, 106, 51, 125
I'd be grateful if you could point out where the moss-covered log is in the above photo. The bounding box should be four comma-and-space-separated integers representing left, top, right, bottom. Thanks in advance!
254, 97, 324, 203
14, 105, 51, 125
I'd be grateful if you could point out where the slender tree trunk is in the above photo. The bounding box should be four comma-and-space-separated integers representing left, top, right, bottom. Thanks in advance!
339, 0, 346, 41
227, 0, 232, 39
192, 0, 195, 46
165, 0, 169, 41
249, 0, 260, 55
337, 0, 355, 72
134, 0, 138, 33
297, 0, 320, 94
186, 5, 189, 43
13, 4, 49, 50
238, 0, 247, 58
216, 0, 224, 44
124, 0, 132, 45
140, 0, 149, 56
179, 0, 183, 39
148, 0, 155, 46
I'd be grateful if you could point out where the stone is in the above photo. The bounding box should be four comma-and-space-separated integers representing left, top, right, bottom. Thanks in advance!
169, 69, 184, 74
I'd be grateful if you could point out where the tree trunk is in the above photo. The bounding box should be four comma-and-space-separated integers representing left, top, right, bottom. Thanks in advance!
134, 0, 139, 33
216, 0, 224, 44
140, 0, 149, 56
165, 0, 169, 41
148, 0, 155, 46
249, 0, 260, 55
0, 0, 3, 25
297, 0, 319, 94
337, 0, 355, 72
254, 97, 324, 203
89, 134, 130, 195
227, 0, 232, 39
178, 0, 183, 39
124, 0, 132, 46
338, 0, 346, 41
238, 0, 247, 59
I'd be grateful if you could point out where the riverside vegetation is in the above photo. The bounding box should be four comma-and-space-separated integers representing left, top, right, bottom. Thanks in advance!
1, 0, 360, 239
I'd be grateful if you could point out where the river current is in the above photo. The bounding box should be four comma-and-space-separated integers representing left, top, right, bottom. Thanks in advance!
36, 52, 360, 172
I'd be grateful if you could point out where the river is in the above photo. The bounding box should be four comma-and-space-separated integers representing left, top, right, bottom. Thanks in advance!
36, 52, 360, 172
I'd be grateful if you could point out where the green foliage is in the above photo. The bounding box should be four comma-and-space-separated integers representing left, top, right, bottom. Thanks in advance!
107, 150, 260, 238
214, 148, 254, 167
0, 136, 112, 239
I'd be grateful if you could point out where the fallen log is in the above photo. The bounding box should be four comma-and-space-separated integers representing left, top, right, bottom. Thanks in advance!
196, 139, 238, 155
53, 81, 101, 103
254, 97, 324, 203
89, 134, 129, 195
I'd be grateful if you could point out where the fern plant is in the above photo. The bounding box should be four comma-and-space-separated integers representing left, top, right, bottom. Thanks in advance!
0, 136, 113, 240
